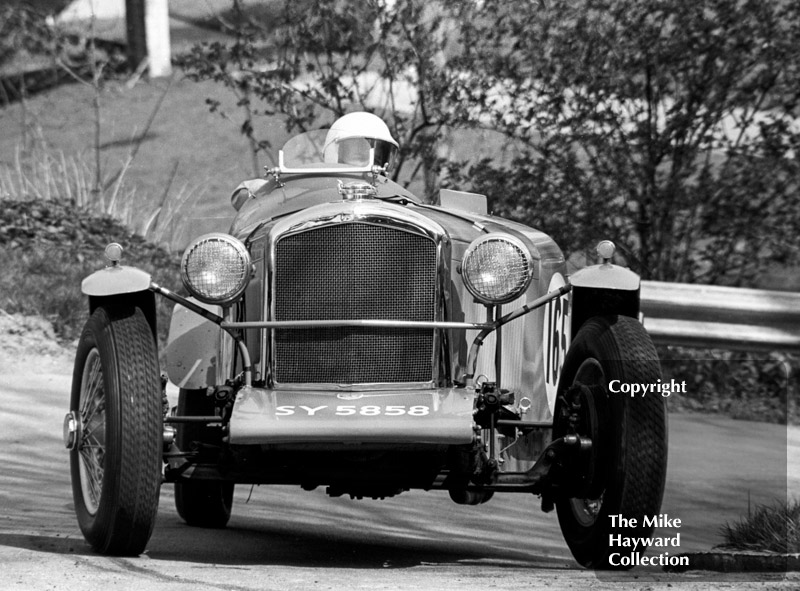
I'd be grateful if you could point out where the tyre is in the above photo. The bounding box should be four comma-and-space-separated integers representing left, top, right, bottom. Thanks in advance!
68, 306, 162, 556
553, 315, 667, 569
174, 389, 234, 528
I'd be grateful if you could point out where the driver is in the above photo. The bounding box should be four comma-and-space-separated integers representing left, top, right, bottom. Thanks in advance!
322, 111, 399, 171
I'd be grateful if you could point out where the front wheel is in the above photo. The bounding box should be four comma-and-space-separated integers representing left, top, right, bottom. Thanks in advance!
553, 315, 667, 569
67, 306, 162, 556
174, 389, 234, 528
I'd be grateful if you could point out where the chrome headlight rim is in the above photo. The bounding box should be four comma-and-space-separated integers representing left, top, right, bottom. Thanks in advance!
461, 233, 535, 305
180, 233, 252, 305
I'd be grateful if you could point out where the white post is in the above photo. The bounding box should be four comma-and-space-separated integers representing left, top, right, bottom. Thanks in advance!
145, 0, 171, 77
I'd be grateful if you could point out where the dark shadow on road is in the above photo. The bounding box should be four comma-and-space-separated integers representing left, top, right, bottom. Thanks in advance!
0, 518, 571, 571
143, 515, 571, 570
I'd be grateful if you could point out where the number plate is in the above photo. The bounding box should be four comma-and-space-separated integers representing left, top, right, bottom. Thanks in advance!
275, 404, 431, 417
229, 387, 475, 444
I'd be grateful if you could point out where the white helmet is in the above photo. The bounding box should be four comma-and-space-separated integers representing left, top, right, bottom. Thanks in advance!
323, 112, 399, 171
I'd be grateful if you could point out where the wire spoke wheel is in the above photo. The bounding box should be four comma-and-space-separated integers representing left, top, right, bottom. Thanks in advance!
77, 349, 105, 515
68, 306, 162, 556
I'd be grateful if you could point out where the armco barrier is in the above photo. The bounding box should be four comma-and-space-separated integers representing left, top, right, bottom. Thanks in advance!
639, 281, 800, 352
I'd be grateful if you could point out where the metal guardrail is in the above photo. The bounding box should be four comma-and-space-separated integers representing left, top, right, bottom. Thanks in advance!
639, 281, 800, 352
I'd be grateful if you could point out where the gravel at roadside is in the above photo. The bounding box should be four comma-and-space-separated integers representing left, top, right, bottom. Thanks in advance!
0, 311, 74, 371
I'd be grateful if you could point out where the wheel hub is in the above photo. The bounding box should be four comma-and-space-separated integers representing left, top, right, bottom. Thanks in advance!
555, 382, 607, 498
63, 411, 80, 450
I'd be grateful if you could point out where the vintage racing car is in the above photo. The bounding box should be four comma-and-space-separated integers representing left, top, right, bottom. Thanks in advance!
64, 112, 667, 568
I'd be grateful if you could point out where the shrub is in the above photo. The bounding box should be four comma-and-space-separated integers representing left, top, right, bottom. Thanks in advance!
659, 346, 797, 425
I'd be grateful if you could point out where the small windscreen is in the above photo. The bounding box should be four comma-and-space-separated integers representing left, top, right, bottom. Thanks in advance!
279, 130, 396, 172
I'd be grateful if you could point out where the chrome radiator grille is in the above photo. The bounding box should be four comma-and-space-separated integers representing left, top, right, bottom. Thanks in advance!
273, 223, 437, 384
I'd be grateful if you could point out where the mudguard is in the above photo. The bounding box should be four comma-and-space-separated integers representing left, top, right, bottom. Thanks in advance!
82, 265, 158, 341
569, 262, 641, 339
569, 261, 640, 291
81, 265, 151, 296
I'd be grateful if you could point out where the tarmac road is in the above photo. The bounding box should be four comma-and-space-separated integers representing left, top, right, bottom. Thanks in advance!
1, 354, 798, 590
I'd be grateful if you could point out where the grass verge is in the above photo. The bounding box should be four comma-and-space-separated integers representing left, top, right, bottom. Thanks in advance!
720, 499, 800, 554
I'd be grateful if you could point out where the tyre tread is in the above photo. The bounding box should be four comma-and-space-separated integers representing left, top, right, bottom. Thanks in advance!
70, 306, 162, 556
108, 307, 162, 555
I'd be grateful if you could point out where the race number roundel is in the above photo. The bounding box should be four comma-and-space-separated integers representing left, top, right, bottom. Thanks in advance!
542, 272, 570, 414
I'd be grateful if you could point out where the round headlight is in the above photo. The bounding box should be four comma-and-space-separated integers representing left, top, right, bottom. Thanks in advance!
461, 234, 534, 305
181, 233, 251, 304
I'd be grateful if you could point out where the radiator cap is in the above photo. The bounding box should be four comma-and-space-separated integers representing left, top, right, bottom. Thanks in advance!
338, 181, 377, 201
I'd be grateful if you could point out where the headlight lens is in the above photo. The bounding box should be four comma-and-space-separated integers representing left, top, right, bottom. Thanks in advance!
181, 233, 251, 304
462, 234, 534, 305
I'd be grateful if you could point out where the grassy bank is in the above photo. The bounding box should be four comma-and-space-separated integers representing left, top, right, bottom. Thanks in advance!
0, 196, 180, 347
